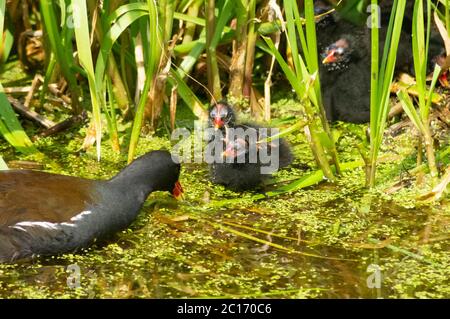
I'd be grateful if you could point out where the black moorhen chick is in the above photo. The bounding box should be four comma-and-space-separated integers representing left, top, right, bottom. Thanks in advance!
379, 0, 445, 75
314, 2, 357, 53
210, 130, 293, 191
208, 102, 293, 191
208, 101, 293, 163
0, 150, 183, 263
320, 33, 372, 123
210, 136, 264, 191
317, 1, 445, 123
209, 100, 237, 130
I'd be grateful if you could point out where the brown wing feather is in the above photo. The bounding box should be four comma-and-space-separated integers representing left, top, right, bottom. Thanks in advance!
0, 170, 100, 226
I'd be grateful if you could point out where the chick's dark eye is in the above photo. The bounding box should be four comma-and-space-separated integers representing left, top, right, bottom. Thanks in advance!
323, 45, 335, 57
210, 109, 217, 117
219, 108, 228, 118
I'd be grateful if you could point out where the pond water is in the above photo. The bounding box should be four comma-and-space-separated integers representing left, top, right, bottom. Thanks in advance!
0, 129, 448, 299
0, 60, 448, 298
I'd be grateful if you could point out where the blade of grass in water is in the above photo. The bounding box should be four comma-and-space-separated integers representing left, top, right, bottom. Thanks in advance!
367, 238, 438, 266
221, 220, 316, 244
105, 77, 120, 152
303, 0, 341, 174
396, 0, 439, 182
257, 120, 308, 144
369, 0, 379, 134
197, 218, 357, 261
39, 52, 56, 105
264, 0, 337, 181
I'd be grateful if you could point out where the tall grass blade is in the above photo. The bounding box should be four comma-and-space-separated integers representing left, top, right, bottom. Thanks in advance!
0, 84, 36, 154
95, 8, 148, 89
40, 0, 80, 113
369, 0, 406, 187
205, 0, 222, 100
128, 0, 162, 163
72, 0, 103, 160
168, 69, 208, 121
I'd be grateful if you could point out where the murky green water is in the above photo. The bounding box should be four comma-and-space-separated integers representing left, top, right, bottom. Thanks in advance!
0, 60, 449, 298
0, 129, 448, 299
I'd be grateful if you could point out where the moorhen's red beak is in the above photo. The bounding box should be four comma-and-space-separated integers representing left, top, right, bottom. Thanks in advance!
172, 181, 184, 200
439, 71, 449, 88
213, 117, 224, 130
322, 50, 337, 64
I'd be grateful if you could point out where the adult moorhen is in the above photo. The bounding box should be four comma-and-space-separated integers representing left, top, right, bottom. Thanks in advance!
0, 150, 183, 263
208, 102, 293, 191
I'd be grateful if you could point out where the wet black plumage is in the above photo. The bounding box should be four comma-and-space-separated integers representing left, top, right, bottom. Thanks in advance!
0, 151, 182, 263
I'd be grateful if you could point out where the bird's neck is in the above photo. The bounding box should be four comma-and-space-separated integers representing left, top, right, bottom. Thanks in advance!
99, 177, 153, 231
108, 168, 154, 202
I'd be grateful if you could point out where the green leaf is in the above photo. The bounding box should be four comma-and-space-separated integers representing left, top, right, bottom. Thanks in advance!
316, 131, 333, 149
336, 0, 370, 25
0, 84, 36, 154
168, 69, 208, 121
262, 36, 306, 97
95, 9, 148, 88
73, 0, 103, 160
40, 0, 80, 112
210, 0, 233, 49
397, 89, 426, 134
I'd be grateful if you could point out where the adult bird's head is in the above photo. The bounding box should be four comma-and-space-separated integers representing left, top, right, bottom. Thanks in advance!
209, 101, 236, 130
111, 150, 184, 200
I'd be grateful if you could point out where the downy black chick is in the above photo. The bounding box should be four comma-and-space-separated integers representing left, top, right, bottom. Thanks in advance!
317, 1, 445, 123
207, 102, 293, 191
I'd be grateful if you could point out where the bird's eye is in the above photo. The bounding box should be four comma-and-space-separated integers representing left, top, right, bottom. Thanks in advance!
210, 109, 217, 118
219, 108, 228, 118
336, 47, 344, 55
